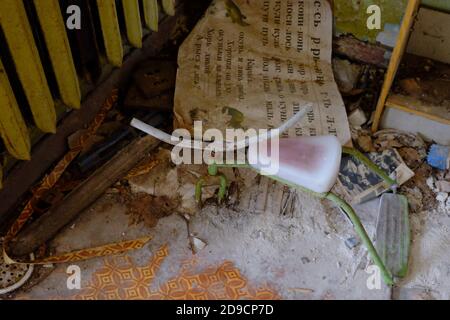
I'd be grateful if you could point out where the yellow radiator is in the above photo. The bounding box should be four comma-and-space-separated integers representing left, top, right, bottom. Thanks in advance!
0, 0, 175, 188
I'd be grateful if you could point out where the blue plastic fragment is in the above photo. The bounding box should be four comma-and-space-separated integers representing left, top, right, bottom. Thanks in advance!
427, 144, 450, 170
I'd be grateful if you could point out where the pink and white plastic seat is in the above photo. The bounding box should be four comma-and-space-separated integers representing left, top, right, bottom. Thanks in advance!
249, 136, 342, 194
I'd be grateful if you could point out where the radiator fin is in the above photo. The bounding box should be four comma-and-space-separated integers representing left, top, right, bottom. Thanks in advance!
34, 0, 81, 109
0, 58, 31, 161
122, 0, 143, 48
0, 0, 56, 133
96, 0, 123, 67
143, 0, 159, 31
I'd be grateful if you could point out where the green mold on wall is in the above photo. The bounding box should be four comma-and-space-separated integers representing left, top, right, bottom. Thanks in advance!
334, 0, 407, 43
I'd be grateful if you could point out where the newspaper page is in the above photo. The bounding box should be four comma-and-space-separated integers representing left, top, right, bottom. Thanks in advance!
174, 0, 351, 145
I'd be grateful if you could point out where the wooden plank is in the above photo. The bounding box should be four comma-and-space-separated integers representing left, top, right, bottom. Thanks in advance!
0, 58, 31, 161
10, 135, 160, 256
96, 0, 123, 67
143, 0, 159, 31
371, 0, 420, 133
386, 96, 450, 126
122, 0, 143, 48
0, 0, 56, 133
34, 0, 81, 109
162, 0, 175, 16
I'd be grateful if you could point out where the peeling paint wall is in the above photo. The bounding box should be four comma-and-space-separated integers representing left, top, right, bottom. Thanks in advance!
334, 0, 407, 45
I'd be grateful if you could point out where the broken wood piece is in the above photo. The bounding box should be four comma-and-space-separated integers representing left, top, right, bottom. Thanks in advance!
9, 135, 161, 256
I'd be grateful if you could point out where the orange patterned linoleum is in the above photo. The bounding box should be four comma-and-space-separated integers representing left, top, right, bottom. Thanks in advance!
72, 245, 279, 300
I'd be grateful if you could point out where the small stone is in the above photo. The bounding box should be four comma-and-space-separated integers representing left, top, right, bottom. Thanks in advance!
426, 177, 437, 192
345, 237, 360, 249
436, 180, 450, 193
301, 257, 311, 264
444, 171, 450, 180
436, 192, 449, 203
333, 58, 362, 93
191, 236, 207, 254
348, 108, 368, 127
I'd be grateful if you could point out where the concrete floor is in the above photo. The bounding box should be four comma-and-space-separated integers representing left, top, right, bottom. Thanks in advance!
10, 149, 450, 300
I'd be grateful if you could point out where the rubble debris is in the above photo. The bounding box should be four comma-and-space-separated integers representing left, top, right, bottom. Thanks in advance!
425, 171, 450, 212
124, 193, 180, 228
125, 158, 160, 179
124, 60, 177, 112
373, 129, 428, 168
426, 176, 437, 192
402, 186, 423, 212
190, 236, 208, 254
397, 148, 422, 169
348, 108, 368, 127
355, 128, 446, 213
373, 129, 427, 154
436, 192, 448, 204
332, 58, 363, 94
126, 148, 227, 215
